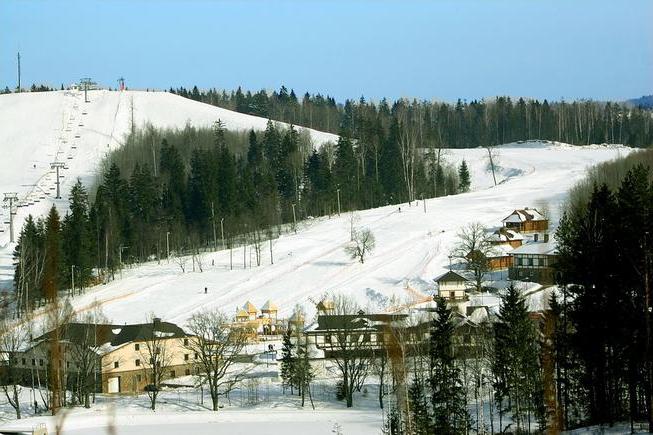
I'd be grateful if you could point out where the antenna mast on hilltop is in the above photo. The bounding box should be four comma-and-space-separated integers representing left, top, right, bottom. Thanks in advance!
16, 52, 21, 93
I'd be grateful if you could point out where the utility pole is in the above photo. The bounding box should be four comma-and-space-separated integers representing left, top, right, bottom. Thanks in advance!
50, 162, 65, 199
2, 193, 19, 243
71, 265, 75, 296
644, 232, 653, 433
421, 194, 426, 213
16, 52, 21, 92
166, 231, 170, 263
336, 187, 341, 216
211, 202, 217, 250
291, 203, 297, 234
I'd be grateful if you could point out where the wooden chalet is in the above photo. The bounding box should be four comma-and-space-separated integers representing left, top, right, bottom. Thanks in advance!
502, 208, 549, 234
508, 241, 558, 284
434, 271, 472, 301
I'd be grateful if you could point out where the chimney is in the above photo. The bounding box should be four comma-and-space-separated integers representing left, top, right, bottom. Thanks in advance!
153, 317, 161, 328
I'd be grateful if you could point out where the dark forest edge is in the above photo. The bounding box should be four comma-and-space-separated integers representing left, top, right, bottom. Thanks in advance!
170, 85, 653, 149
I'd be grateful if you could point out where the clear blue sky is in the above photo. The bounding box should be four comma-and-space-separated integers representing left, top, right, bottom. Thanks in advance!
1, 0, 651, 103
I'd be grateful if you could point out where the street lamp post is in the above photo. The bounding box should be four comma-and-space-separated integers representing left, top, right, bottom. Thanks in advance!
291, 203, 297, 234
71, 265, 75, 296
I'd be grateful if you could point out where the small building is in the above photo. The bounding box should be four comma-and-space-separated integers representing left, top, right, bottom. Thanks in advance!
488, 227, 524, 248
235, 308, 250, 322
486, 243, 514, 270
307, 312, 408, 358
14, 319, 194, 394
261, 300, 278, 320
434, 271, 473, 301
508, 241, 558, 284
502, 208, 548, 235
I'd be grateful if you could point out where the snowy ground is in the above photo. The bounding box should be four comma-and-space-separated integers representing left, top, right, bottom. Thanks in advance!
0, 90, 338, 292
32, 141, 628, 326
0, 363, 383, 435
0, 90, 635, 433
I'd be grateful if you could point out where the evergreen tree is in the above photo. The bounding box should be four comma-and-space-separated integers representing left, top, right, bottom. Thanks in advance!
429, 297, 470, 434
280, 329, 296, 394
493, 283, 545, 433
458, 160, 471, 193
43, 206, 63, 302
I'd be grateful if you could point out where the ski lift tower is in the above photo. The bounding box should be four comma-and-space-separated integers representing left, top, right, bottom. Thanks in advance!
2, 193, 19, 243
50, 162, 66, 199
80, 77, 95, 103
117, 77, 125, 91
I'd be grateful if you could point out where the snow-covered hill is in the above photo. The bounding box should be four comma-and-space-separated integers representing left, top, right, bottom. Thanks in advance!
56, 141, 628, 325
0, 90, 338, 290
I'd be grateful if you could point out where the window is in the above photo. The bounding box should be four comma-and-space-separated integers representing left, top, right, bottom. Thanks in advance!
184, 354, 189, 361
31, 359, 35, 366
66, 362, 70, 369
39, 359, 43, 367
134, 343, 140, 351
21, 358, 25, 365
185, 368, 191, 376
183, 338, 189, 346
114, 361, 119, 369
135, 359, 141, 367
534, 234, 539, 242
136, 374, 142, 382
170, 370, 176, 378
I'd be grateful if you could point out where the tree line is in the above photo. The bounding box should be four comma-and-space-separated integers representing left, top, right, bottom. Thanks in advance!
553, 156, 653, 430
12, 119, 465, 312
171, 85, 653, 148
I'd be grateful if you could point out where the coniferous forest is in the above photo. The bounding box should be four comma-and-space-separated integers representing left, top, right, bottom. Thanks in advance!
171, 85, 653, 149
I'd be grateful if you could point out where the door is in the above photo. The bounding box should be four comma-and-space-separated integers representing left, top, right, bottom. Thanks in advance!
108, 376, 120, 393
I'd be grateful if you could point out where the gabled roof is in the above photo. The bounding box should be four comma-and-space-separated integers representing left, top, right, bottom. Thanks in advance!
236, 309, 249, 318
313, 313, 408, 332
35, 320, 188, 349
316, 300, 335, 311
434, 270, 472, 283
502, 208, 546, 224
509, 241, 557, 256
261, 300, 278, 312
243, 301, 258, 314
488, 227, 524, 243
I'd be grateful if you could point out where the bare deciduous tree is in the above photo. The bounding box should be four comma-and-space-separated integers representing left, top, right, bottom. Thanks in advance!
69, 305, 107, 408
140, 315, 175, 410
485, 146, 501, 186
328, 294, 371, 408
345, 227, 376, 264
185, 310, 249, 411
452, 222, 495, 292
0, 318, 30, 419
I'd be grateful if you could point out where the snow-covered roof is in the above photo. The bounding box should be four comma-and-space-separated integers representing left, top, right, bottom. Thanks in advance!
488, 227, 524, 243
488, 243, 515, 258
509, 241, 557, 255
502, 208, 546, 224
434, 270, 472, 283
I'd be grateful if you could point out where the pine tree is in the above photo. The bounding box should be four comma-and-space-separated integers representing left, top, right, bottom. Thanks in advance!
429, 297, 470, 434
493, 283, 544, 433
458, 160, 471, 193
43, 206, 62, 302
280, 329, 296, 394
408, 377, 431, 434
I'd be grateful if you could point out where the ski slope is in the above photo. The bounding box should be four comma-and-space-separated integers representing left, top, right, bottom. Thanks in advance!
0, 90, 338, 291
55, 141, 628, 325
